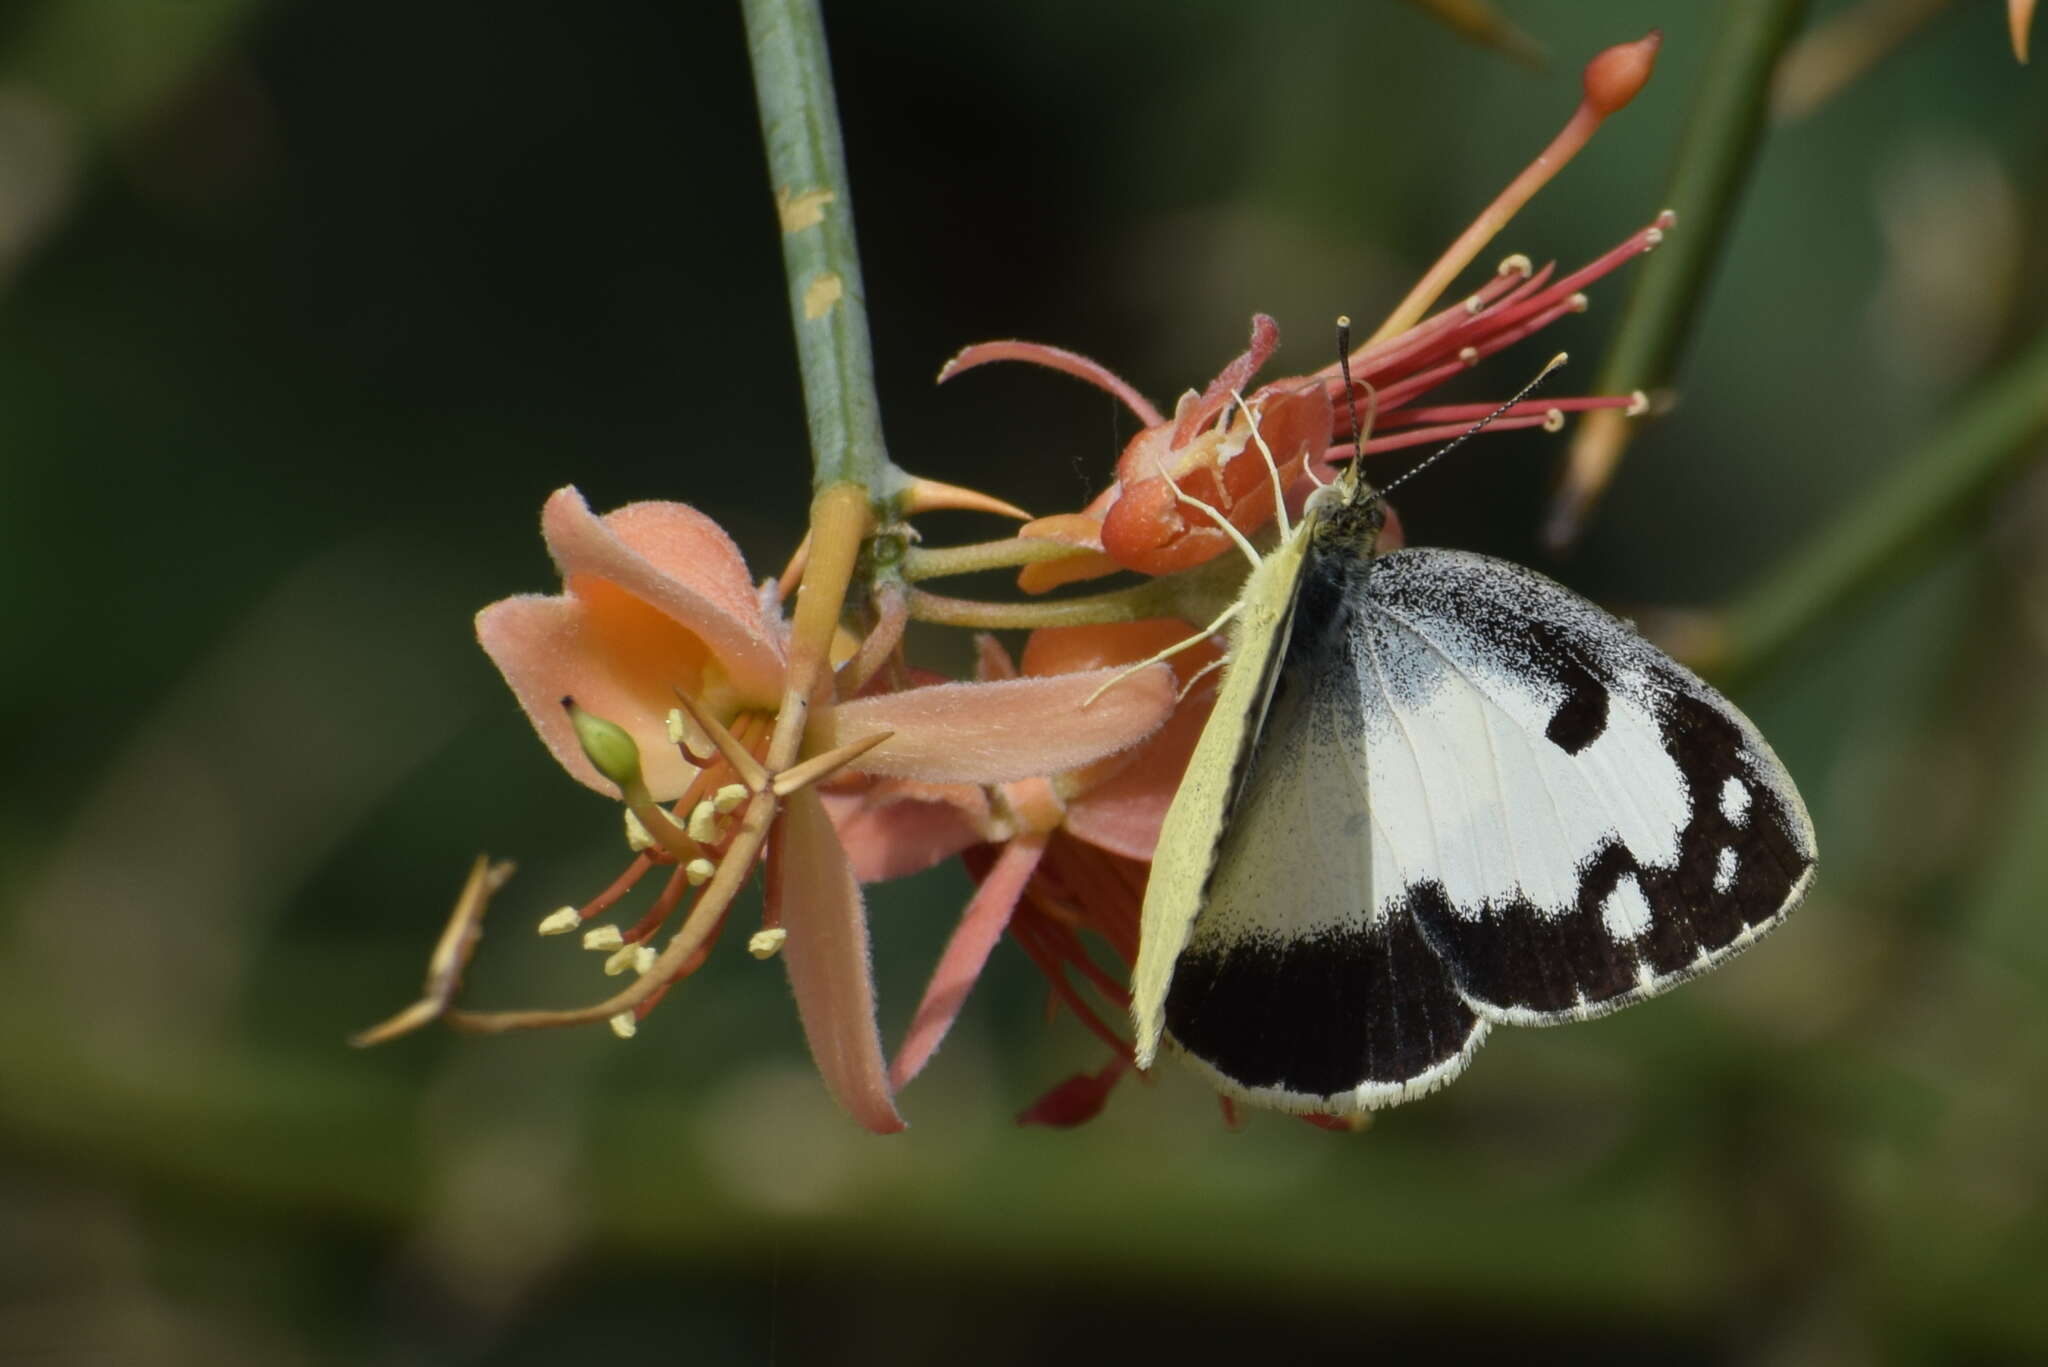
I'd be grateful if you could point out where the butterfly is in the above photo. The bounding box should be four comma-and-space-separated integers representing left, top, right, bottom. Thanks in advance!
1129, 363, 1817, 1116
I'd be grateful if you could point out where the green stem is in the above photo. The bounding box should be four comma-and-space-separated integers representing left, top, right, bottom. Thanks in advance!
742, 0, 892, 495
1718, 328, 2048, 678
901, 537, 1086, 582
1548, 0, 1811, 547
905, 551, 1252, 630
906, 584, 1170, 631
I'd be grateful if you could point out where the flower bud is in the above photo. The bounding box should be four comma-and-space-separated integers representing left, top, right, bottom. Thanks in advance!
1583, 31, 1660, 117
563, 697, 642, 791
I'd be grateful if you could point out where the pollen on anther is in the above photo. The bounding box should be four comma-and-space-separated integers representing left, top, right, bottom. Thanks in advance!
1497, 252, 1533, 277
609, 1012, 638, 1039
685, 857, 716, 885
537, 906, 581, 937
1626, 390, 1651, 417
1542, 408, 1566, 433
1464, 294, 1484, 315
711, 783, 748, 814
687, 801, 721, 844
749, 927, 788, 959
624, 809, 655, 852
1458, 346, 1479, 364
633, 945, 658, 975
666, 706, 716, 761
1567, 292, 1589, 313
583, 925, 625, 952
1643, 228, 1664, 248
603, 943, 641, 976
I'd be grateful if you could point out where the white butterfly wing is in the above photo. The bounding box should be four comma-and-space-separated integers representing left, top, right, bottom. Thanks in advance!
1153, 543, 1816, 1113
1356, 548, 1817, 1026
1161, 611, 1490, 1112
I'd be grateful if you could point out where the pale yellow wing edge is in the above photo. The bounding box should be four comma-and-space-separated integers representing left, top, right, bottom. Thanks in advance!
1130, 527, 1315, 1068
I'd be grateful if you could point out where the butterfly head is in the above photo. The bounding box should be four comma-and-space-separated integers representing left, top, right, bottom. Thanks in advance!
1306, 470, 1386, 557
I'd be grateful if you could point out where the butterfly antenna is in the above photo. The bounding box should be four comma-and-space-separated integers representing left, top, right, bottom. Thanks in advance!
1374, 351, 1569, 504
1333, 318, 1378, 503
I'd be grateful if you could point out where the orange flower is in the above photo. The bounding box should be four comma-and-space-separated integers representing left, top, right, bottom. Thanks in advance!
473, 487, 1177, 1131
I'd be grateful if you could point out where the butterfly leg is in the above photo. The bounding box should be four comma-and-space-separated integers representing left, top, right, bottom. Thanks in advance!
1175, 652, 1228, 702
1081, 600, 1243, 707
1228, 389, 1292, 541
1149, 453, 1264, 572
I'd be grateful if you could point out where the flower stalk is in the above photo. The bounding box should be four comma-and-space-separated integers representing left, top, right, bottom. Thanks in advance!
1549, 0, 1810, 549
742, 0, 893, 497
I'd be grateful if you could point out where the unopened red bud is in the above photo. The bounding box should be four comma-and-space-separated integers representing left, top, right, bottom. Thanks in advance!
1582, 31, 1661, 118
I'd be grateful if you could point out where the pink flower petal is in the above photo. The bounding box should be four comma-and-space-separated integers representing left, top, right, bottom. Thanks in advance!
820, 785, 988, 883
475, 594, 697, 800
938, 340, 1165, 428
890, 833, 1049, 1090
832, 666, 1175, 784
1062, 694, 1215, 860
1170, 313, 1279, 446
477, 489, 788, 800
769, 787, 904, 1133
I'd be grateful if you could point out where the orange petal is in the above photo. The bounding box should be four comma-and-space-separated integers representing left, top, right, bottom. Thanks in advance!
769, 787, 904, 1133
476, 489, 785, 800
831, 666, 1176, 784
1016, 550, 1125, 594
1016, 512, 1107, 551
1014, 513, 1122, 591
1098, 475, 1235, 576
543, 488, 784, 699
890, 832, 1049, 1090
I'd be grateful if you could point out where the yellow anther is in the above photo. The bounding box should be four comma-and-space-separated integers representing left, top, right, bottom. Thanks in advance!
603, 943, 641, 976
633, 945, 658, 975
748, 928, 788, 960
1542, 407, 1566, 433
1626, 390, 1651, 417
687, 801, 721, 844
624, 809, 655, 852
666, 706, 716, 761
711, 783, 748, 814
608, 1012, 638, 1039
1496, 252, 1533, 277
685, 857, 716, 886
582, 925, 624, 952
537, 906, 581, 937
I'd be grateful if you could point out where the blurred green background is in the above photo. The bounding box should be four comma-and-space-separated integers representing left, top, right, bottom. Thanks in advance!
4, 1, 2046, 1362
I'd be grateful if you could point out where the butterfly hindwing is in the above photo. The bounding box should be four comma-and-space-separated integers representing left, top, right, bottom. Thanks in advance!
1357, 549, 1818, 1026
